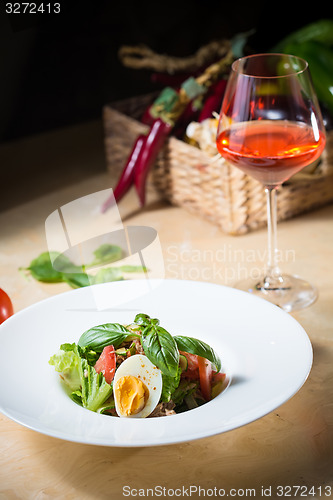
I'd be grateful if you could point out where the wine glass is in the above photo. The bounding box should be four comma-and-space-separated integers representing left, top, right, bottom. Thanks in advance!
216, 53, 326, 311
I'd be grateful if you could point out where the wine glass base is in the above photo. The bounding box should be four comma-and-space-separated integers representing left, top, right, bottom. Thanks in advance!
234, 274, 318, 312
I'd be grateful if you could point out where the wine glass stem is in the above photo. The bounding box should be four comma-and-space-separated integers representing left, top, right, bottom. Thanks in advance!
265, 187, 282, 285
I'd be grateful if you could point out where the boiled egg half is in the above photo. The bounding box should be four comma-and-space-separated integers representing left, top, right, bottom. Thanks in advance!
113, 354, 162, 418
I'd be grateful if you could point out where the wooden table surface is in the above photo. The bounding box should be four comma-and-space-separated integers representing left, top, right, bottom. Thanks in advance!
0, 121, 332, 500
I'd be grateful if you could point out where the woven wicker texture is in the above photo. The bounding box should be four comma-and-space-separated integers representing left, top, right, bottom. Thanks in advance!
103, 96, 333, 234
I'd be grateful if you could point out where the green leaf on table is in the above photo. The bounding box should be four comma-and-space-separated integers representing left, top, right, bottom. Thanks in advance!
21, 247, 147, 288
89, 244, 123, 266
92, 267, 123, 285
24, 251, 82, 283
62, 272, 91, 288
119, 265, 148, 273
26, 251, 65, 282
52, 253, 83, 274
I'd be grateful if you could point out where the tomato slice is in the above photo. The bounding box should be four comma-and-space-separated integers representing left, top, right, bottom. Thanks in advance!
0, 288, 14, 325
180, 351, 199, 371
94, 345, 116, 384
198, 356, 213, 401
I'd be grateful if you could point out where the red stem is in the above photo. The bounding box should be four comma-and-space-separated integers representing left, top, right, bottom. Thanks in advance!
101, 135, 146, 213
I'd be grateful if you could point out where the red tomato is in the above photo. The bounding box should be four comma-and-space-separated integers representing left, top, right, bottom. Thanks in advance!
94, 345, 116, 384
0, 288, 14, 325
212, 372, 226, 384
198, 356, 213, 401
180, 350, 199, 371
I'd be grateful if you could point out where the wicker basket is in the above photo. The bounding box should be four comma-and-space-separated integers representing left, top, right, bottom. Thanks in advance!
103, 94, 333, 235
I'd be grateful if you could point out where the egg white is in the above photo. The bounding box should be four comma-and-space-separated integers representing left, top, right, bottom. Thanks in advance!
113, 354, 162, 418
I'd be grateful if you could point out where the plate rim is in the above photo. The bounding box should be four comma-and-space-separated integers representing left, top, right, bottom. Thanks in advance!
0, 279, 313, 446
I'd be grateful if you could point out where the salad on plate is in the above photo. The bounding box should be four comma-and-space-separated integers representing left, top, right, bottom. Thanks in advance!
49, 313, 227, 418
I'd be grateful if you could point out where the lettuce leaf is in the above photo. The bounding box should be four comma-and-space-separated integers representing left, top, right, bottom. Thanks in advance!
78, 356, 112, 412
49, 343, 112, 412
49, 345, 81, 392
172, 379, 198, 406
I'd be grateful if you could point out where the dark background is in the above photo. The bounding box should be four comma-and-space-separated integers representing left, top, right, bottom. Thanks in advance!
0, 0, 327, 144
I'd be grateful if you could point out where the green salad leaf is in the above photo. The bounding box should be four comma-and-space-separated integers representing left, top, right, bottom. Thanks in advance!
48, 344, 81, 392
160, 367, 181, 403
49, 311, 224, 417
171, 379, 198, 407
140, 323, 179, 378
133, 313, 153, 326
78, 356, 112, 412
174, 335, 221, 372
78, 323, 137, 353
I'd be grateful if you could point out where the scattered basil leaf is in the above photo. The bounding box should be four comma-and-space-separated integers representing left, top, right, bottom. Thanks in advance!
26, 251, 65, 283
22, 248, 147, 288
174, 335, 221, 372
62, 272, 91, 288
53, 253, 83, 274
92, 267, 123, 285
89, 244, 123, 267
119, 265, 147, 273
78, 323, 133, 353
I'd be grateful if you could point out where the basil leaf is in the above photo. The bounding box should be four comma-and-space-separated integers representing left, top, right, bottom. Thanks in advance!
25, 251, 83, 283
92, 267, 123, 284
78, 323, 132, 352
134, 313, 152, 326
53, 253, 83, 274
141, 325, 179, 377
26, 251, 64, 282
62, 272, 91, 288
119, 265, 148, 273
174, 335, 221, 372
134, 313, 160, 327
89, 244, 123, 266
160, 366, 181, 403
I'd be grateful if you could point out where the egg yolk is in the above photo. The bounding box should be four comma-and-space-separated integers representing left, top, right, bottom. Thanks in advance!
114, 376, 149, 416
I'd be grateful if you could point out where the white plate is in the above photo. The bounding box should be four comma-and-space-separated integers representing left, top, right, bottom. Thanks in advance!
0, 279, 312, 447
